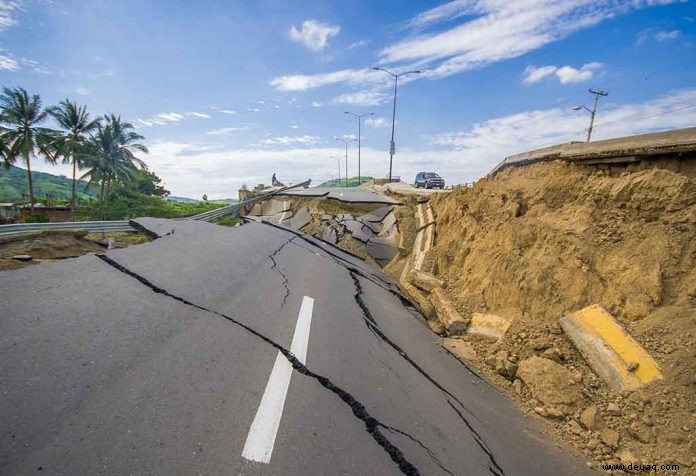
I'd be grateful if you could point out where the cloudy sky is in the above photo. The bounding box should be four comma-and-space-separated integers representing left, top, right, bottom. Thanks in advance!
1, 0, 695, 199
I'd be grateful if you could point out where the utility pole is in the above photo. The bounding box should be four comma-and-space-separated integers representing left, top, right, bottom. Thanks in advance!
344, 111, 374, 186
372, 67, 420, 183
573, 88, 608, 142
335, 137, 355, 187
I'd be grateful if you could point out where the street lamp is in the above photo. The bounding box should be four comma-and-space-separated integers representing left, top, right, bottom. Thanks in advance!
372, 67, 421, 183
330, 155, 341, 183
572, 88, 608, 142
335, 136, 356, 187
344, 111, 374, 186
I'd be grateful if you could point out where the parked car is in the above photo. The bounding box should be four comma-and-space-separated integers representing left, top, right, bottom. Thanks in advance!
414, 172, 445, 189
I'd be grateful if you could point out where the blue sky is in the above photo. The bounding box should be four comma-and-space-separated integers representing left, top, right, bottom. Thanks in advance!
1, 0, 695, 198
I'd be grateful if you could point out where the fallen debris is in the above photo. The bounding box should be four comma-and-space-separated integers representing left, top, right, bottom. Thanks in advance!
516, 356, 585, 416
560, 304, 662, 391
467, 312, 512, 341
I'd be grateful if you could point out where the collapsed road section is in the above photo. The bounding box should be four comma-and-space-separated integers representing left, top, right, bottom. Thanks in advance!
0, 216, 591, 475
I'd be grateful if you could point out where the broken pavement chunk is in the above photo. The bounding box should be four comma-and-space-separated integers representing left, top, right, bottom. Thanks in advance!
321, 226, 337, 244
285, 207, 312, 230
560, 304, 662, 391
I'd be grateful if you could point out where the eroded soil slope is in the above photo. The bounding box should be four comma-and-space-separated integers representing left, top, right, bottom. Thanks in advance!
426, 160, 696, 470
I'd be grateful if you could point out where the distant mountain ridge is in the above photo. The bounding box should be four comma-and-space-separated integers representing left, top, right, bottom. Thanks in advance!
0, 165, 96, 202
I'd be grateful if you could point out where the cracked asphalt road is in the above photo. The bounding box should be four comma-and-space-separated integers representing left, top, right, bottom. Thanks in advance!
0, 219, 591, 475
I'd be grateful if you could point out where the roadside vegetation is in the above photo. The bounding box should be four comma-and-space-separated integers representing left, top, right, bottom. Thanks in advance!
0, 86, 224, 221
318, 176, 374, 187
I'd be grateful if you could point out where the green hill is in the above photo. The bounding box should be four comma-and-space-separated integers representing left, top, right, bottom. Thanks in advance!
0, 165, 96, 202
167, 196, 238, 204
318, 176, 374, 188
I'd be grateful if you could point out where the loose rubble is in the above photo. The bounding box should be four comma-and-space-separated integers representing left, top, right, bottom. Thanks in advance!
384, 159, 696, 472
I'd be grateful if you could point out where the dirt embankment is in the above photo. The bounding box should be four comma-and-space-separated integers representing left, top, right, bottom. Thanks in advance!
396, 160, 696, 471
0, 231, 151, 270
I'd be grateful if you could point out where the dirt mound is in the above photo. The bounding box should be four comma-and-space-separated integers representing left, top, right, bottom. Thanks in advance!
424, 160, 696, 470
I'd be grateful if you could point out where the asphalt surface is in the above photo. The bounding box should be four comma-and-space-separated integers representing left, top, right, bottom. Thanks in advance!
0, 219, 591, 475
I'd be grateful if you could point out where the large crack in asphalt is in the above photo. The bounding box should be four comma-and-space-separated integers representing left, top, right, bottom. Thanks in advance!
268, 236, 295, 309
250, 220, 506, 474
95, 253, 420, 475
383, 424, 454, 476
349, 270, 506, 476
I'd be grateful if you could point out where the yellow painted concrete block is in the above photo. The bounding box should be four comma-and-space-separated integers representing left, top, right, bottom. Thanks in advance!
560, 304, 662, 391
468, 313, 512, 340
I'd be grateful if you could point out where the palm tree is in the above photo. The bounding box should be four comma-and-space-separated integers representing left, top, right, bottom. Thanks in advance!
77, 115, 148, 218
0, 87, 58, 211
50, 100, 101, 209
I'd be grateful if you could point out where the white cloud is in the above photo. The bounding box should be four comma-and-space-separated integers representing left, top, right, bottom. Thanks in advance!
654, 29, 680, 41
0, 1, 20, 31
271, 68, 378, 92
381, 1, 681, 80
365, 117, 390, 128
333, 90, 388, 106
311, 101, 323, 108
429, 88, 696, 181
137, 111, 210, 127
523, 62, 601, 84
154, 112, 185, 122
20, 58, 50, 74
187, 112, 211, 119
76, 86, 89, 96
522, 65, 558, 84
290, 124, 299, 129
272, 1, 678, 93
206, 125, 252, 135
637, 28, 681, 44
347, 39, 369, 50
289, 19, 340, 51
259, 135, 322, 147
247, 107, 261, 112
0, 54, 18, 71
222, 109, 236, 114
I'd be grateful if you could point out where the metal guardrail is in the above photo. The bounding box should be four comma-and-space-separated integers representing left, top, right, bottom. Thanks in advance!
0, 179, 312, 238
184, 179, 311, 222
0, 220, 136, 239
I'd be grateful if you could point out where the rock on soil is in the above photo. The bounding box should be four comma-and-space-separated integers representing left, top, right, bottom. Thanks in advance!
516, 356, 584, 415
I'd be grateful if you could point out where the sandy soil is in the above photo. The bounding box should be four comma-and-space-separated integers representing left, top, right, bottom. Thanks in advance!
409, 160, 695, 472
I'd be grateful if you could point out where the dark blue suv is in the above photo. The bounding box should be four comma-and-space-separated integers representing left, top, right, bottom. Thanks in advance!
414, 172, 445, 189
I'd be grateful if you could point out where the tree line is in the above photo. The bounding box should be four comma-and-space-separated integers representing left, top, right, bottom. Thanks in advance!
0, 86, 149, 215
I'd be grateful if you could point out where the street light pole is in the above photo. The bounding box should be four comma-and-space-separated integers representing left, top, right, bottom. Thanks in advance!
344, 111, 374, 186
330, 155, 340, 182
335, 137, 355, 187
573, 88, 608, 142
372, 67, 420, 183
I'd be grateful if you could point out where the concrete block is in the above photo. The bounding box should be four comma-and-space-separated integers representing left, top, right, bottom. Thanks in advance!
430, 288, 468, 335
408, 269, 445, 292
468, 312, 512, 340
560, 304, 662, 391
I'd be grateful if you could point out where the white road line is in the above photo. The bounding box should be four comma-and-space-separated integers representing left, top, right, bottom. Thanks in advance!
241, 296, 315, 464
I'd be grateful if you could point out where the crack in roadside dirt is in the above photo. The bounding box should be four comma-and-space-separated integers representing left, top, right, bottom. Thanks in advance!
268, 236, 295, 309
95, 253, 420, 476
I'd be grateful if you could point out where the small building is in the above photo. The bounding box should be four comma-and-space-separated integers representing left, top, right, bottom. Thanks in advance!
0, 202, 19, 223
19, 204, 73, 222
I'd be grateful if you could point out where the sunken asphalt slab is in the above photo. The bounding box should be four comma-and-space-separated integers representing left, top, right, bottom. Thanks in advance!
0, 218, 591, 475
